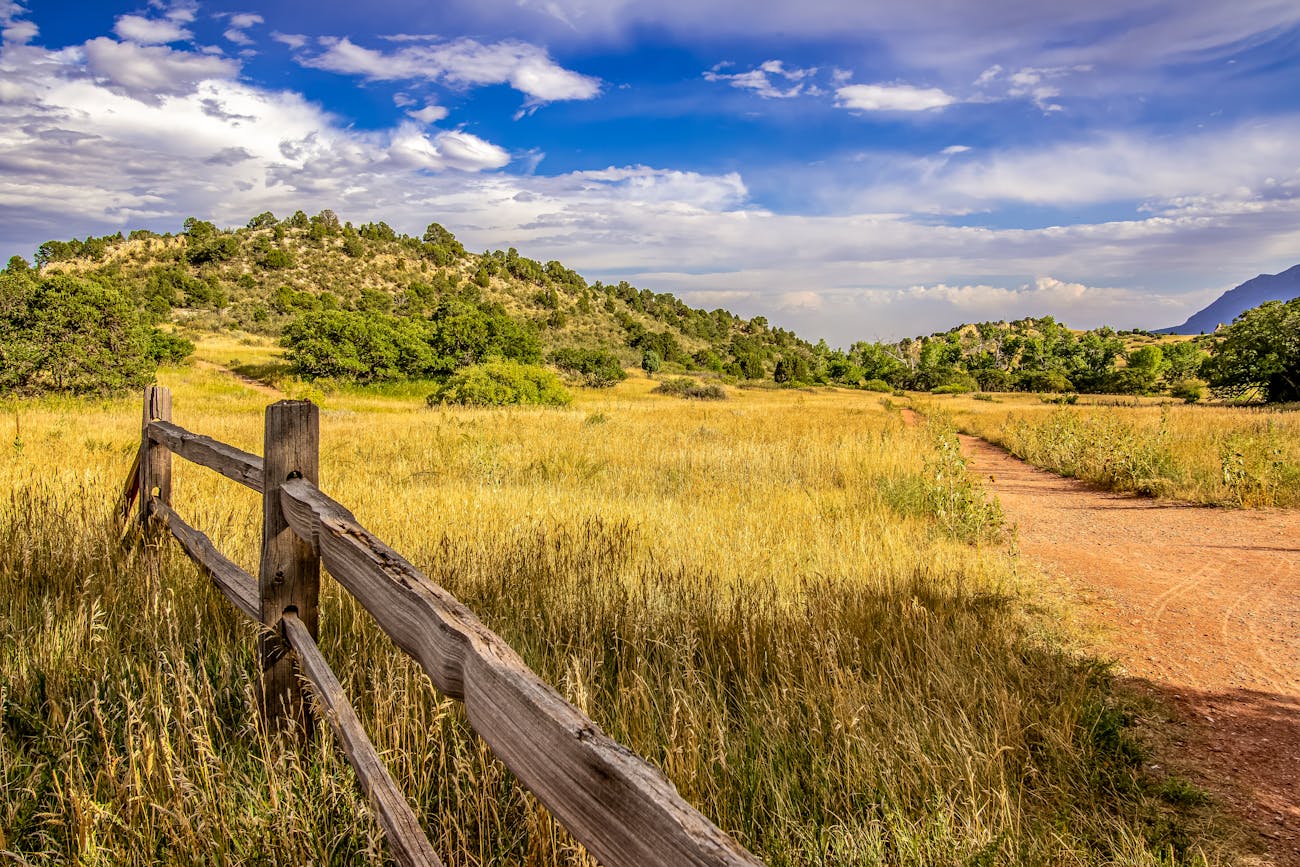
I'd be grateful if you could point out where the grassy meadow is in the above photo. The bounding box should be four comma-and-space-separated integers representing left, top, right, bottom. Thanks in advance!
918, 392, 1300, 508
0, 340, 1235, 865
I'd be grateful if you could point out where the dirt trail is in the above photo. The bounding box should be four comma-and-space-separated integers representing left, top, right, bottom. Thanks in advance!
957, 432, 1300, 864
194, 359, 284, 398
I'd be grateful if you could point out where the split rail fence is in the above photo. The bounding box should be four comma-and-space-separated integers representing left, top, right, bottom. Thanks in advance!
120, 386, 762, 867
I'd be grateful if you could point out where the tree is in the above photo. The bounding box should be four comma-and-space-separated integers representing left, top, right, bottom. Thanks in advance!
0, 272, 187, 394
1202, 299, 1300, 402
247, 211, 278, 229
1113, 345, 1165, 394
641, 349, 662, 374
281, 309, 435, 383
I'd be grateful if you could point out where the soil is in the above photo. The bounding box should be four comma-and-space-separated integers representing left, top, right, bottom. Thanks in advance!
957, 432, 1300, 865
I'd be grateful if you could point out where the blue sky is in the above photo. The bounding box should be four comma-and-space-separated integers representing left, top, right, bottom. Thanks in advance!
3, 0, 1299, 343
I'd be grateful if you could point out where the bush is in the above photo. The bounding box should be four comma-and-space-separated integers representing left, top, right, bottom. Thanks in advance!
0, 272, 189, 395
1168, 380, 1203, 404
652, 377, 727, 400
281, 309, 434, 383
429, 361, 571, 407
259, 247, 294, 270
641, 349, 662, 374
148, 330, 195, 364
1040, 392, 1080, 405
549, 347, 627, 387
862, 379, 892, 393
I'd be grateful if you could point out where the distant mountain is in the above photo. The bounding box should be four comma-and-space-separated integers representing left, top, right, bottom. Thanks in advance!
1159, 264, 1300, 334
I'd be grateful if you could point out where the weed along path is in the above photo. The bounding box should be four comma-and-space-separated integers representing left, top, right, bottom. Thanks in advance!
957, 431, 1300, 864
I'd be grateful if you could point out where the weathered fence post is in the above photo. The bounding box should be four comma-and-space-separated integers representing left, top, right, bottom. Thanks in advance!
139, 386, 172, 527
258, 400, 320, 738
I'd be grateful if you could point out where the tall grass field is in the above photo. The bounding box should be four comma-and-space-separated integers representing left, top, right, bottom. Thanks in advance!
922, 393, 1300, 508
1, 347, 1231, 864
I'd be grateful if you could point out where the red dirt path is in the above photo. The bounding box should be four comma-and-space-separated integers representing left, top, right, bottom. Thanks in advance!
957, 433, 1300, 864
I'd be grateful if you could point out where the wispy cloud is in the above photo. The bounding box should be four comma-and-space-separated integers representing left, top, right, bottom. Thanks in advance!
297, 36, 601, 106
704, 59, 818, 99
835, 82, 956, 112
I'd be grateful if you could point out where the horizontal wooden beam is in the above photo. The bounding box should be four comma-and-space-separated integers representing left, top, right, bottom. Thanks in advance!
152, 498, 260, 621
148, 420, 264, 493
281, 611, 444, 867
278, 478, 762, 867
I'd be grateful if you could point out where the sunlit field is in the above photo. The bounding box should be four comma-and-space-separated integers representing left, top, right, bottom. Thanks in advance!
0, 345, 1232, 865
915, 392, 1300, 508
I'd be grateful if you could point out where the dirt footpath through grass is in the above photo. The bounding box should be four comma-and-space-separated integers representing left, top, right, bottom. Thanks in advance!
958, 433, 1300, 865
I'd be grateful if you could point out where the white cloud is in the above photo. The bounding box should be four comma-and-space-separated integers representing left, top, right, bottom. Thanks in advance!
387, 124, 510, 171
82, 38, 239, 99
835, 83, 956, 112
271, 32, 306, 49
2, 19, 35, 43
112, 14, 190, 45
298, 36, 601, 105
408, 104, 450, 124
229, 13, 264, 29
704, 59, 817, 99
941, 145, 971, 155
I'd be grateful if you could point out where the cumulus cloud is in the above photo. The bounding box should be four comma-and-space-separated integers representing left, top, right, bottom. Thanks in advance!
835, 82, 956, 112
112, 14, 190, 44
407, 104, 450, 124
704, 59, 818, 99
82, 38, 239, 99
271, 31, 306, 49
2, 18, 36, 43
298, 36, 601, 105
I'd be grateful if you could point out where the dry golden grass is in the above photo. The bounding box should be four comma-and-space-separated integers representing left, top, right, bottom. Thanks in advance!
0, 347, 1235, 865
921, 392, 1300, 507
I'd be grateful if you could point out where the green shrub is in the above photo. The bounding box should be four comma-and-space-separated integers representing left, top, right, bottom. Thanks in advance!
148, 330, 195, 364
641, 349, 662, 374
1040, 392, 1079, 405
862, 378, 892, 393
652, 377, 727, 400
548, 347, 627, 387
1168, 380, 1203, 404
281, 309, 434, 382
259, 247, 294, 270
0, 271, 188, 394
429, 361, 572, 407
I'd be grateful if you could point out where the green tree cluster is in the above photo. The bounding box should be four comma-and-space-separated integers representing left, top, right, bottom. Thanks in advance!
0, 271, 192, 395
1202, 298, 1300, 402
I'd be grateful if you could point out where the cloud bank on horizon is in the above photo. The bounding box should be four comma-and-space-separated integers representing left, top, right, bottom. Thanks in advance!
1, 0, 1298, 343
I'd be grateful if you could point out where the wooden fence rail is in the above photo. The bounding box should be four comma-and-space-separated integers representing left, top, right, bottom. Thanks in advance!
121, 386, 762, 867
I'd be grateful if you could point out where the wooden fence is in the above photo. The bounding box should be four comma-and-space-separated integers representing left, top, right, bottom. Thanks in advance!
121, 386, 763, 867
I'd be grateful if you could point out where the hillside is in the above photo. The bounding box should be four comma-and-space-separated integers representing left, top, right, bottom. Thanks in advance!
1159, 264, 1300, 334
27, 211, 814, 381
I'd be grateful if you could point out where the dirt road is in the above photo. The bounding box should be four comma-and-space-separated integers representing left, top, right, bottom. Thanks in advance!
959, 434, 1300, 865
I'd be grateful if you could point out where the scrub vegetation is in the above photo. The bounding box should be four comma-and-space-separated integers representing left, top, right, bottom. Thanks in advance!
0, 347, 1234, 865
921, 392, 1300, 508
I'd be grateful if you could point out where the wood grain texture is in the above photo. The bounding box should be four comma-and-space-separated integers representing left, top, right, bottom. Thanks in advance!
278, 478, 763, 867
120, 444, 142, 521
140, 387, 171, 527
151, 498, 259, 621
281, 612, 444, 867
147, 420, 264, 492
259, 401, 320, 737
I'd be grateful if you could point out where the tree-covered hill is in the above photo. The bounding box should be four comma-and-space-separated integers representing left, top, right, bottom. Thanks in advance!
26, 210, 816, 383
15, 210, 1258, 399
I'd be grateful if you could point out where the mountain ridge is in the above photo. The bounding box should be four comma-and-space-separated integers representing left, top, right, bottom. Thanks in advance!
1158, 264, 1300, 334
